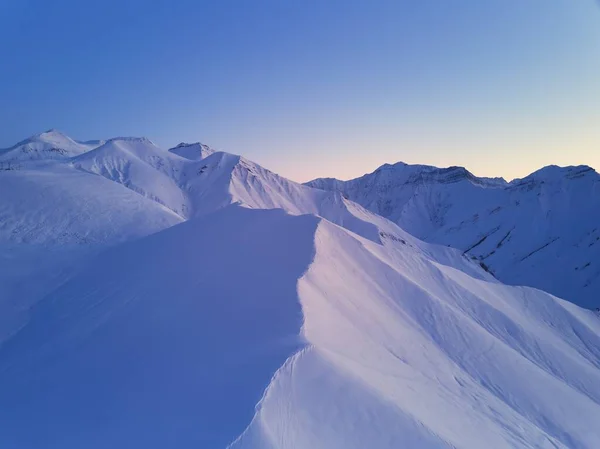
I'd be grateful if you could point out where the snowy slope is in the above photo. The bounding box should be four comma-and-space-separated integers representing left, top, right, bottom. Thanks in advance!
0, 132, 185, 245
71, 137, 192, 218
0, 164, 182, 245
0, 207, 320, 449
307, 162, 600, 308
0, 205, 598, 449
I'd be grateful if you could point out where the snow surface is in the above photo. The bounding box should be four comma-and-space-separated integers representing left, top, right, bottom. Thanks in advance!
0, 207, 319, 449
1, 205, 599, 449
307, 162, 600, 308
1, 131, 599, 449
0, 164, 182, 245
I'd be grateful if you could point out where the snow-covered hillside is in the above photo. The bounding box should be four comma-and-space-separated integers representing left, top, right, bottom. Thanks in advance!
307, 162, 600, 308
0, 164, 182, 245
1, 130, 599, 449
1, 205, 599, 449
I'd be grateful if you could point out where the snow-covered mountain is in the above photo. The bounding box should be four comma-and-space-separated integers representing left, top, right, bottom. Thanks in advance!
1, 131, 599, 449
307, 162, 600, 309
0, 132, 457, 253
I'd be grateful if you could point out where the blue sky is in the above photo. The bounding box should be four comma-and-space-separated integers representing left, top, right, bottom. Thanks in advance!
1, 0, 599, 181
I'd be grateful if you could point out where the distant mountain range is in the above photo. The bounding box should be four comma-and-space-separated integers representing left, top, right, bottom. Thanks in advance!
1, 130, 599, 449
307, 161, 600, 308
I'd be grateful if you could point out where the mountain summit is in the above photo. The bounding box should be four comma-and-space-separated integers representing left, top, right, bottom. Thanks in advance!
0, 129, 103, 165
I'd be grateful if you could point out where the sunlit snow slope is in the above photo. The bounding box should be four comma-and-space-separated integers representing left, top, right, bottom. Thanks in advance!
307, 162, 600, 308
0, 206, 599, 449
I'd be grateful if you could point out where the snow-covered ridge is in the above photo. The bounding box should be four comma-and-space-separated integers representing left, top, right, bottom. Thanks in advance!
306, 160, 600, 308
235, 212, 600, 449
509, 164, 596, 189
373, 162, 508, 187
1, 205, 599, 449
1, 131, 433, 250
310, 161, 508, 192
0, 131, 470, 274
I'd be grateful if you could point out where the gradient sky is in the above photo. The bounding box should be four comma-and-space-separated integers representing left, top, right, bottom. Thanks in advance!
1, 0, 599, 182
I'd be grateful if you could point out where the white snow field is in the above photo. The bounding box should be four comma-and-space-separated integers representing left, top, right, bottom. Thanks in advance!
0, 131, 599, 449
307, 162, 600, 309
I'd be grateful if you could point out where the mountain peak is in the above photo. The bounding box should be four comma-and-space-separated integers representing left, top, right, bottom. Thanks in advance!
34, 129, 76, 142
6, 129, 72, 149
512, 164, 597, 186
41, 128, 61, 135
367, 161, 502, 187
0, 129, 98, 163
168, 142, 216, 161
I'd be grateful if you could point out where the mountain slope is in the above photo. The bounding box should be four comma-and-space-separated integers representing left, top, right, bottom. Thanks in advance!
0, 164, 182, 245
307, 162, 600, 308
235, 216, 600, 449
0, 206, 598, 449
71, 137, 192, 218
0, 207, 319, 449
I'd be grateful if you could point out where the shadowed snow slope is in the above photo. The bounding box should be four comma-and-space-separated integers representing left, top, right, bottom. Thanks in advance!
1, 206, 599, 449
307, 162, 600, 308
0, 206, 319, 449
